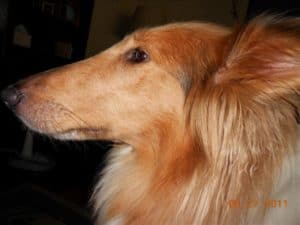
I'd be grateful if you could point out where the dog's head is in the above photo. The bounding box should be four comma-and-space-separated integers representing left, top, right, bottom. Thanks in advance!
1, 22, 229, 144
2, 16, 300, 161
2, 17, 300, 150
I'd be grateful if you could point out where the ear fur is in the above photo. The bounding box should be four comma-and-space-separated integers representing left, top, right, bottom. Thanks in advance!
213, 15, 300, 125
215, 15, 300, 84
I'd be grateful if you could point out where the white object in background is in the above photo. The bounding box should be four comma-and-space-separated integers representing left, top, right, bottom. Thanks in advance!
13, 24, 32, 48
21, 130, 34, 159
8, 130, 55, 172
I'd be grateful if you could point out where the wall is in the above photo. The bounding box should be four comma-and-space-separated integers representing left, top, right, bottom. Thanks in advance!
86, 0, 249, 57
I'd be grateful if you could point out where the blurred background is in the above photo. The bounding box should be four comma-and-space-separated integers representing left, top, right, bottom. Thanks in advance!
0, 0, 299, 224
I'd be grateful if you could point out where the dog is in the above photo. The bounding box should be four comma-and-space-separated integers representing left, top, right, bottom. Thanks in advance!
1, 15, 300, 225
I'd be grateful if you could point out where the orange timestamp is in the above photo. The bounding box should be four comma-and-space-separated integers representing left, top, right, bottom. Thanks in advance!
228, 199, 288, 209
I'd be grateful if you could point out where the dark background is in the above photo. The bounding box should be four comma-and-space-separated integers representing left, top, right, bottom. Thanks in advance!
0, 0, 299, 224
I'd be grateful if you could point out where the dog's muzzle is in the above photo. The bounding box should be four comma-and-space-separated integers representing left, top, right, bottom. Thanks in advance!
1, 85, 25, 110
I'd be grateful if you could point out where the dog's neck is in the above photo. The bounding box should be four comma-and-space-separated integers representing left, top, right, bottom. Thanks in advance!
93, 127, 300, 225
92, 123, 198, 224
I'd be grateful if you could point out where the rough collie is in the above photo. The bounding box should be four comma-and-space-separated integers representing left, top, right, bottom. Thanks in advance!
2, 16, 300, 225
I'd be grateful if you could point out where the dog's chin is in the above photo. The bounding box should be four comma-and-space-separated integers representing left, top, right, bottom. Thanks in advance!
51, 128, 107, 141
35, 127, 109, 141
52, 129, 88, 140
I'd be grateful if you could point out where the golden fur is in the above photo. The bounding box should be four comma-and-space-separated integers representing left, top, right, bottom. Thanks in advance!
5, 16, 300, 225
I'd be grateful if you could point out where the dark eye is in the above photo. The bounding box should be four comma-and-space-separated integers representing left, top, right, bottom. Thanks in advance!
126, 48, 149, 63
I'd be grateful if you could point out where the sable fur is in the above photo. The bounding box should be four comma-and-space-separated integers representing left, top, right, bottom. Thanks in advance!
4, 16, 300, 225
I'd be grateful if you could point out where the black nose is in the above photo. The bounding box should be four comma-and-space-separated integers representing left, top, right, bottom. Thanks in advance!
1, 85, 24, 109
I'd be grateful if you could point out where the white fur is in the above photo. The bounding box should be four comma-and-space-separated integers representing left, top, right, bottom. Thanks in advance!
264, 150, 300, 225
92, 144, 135, 224
105, 216, 124, 225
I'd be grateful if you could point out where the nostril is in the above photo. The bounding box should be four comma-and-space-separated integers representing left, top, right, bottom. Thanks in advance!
1, 85, 25, 109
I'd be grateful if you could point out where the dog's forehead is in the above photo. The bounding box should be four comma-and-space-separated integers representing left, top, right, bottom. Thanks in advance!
112, 22, 229, 55
131, 24, 190, 44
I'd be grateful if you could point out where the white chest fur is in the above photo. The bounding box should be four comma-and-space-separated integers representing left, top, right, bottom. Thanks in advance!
104, 216, 124, 225
264, 151, 300, 225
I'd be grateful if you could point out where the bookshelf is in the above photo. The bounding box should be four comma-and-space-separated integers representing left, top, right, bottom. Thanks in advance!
0, 0, 94, 148
2, 0, 94, 83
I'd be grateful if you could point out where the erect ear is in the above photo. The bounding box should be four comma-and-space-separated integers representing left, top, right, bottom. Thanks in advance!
212, 15, 300, 121
199, 15, 300, 124
214, 15, 300, 86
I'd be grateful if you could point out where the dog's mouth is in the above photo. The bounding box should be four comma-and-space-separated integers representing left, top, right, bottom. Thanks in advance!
12, 99, 110, 141
18, 112, 109, 140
